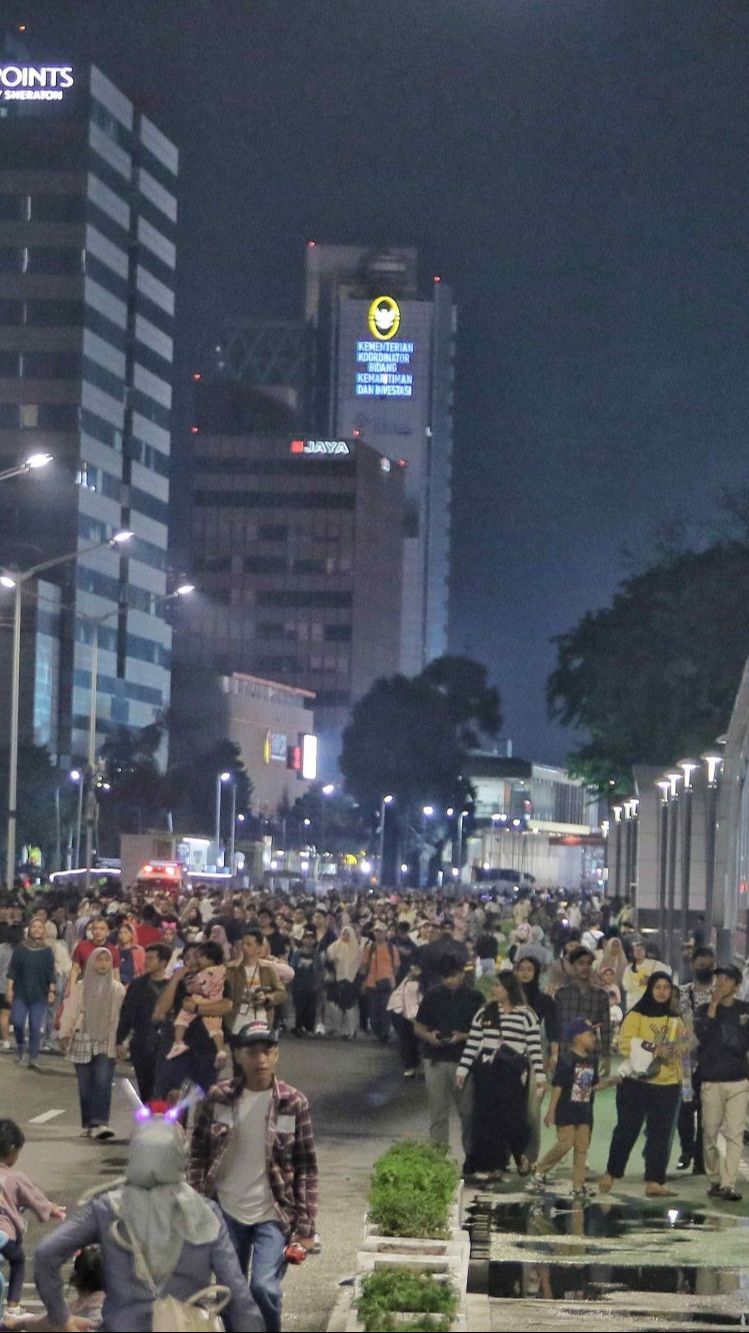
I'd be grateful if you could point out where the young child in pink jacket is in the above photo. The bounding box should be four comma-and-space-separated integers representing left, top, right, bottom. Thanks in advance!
0, 1120, 65, 1319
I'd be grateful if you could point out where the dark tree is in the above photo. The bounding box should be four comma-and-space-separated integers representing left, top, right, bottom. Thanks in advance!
420, 655, 502, 747
547, 541, 749, 793
0, 745, 72, 867
166, 739, 253, 836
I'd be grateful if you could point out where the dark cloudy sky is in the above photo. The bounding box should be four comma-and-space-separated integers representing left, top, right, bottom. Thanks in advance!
15, 0, 749, 761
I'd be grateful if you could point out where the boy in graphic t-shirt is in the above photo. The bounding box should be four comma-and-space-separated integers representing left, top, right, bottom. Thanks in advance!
530, 1017, 613, 1198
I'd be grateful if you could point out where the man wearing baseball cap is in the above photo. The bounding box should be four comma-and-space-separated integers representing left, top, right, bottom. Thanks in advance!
695, 965, 749, 1202
188, 1021, 318, 1330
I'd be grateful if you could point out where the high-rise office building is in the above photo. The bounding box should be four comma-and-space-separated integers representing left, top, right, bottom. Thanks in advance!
305, 244, 456, 675
179, 390, 405, 745
0, 54, 177, 761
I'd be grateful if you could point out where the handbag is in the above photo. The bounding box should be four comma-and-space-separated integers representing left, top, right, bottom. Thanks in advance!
493, 1013, 529, 1077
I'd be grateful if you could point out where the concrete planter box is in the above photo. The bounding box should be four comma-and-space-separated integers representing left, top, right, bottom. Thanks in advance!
348, 1270, 466, 1333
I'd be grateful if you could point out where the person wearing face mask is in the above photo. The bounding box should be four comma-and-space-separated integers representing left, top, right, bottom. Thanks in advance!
675, 945, 715, 1174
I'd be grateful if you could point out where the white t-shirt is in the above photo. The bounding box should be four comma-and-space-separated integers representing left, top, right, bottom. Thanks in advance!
232, 964, 270, 1034
216, 1088, 276, 1225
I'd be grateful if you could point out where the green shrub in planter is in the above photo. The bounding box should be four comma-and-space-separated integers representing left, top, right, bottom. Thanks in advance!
368, 1142, 459, 1239
357, 1267, 459, 1333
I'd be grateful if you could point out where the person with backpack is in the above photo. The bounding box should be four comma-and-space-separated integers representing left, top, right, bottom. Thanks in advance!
34, 1117, 263, 1332
360, 923, 400, 1041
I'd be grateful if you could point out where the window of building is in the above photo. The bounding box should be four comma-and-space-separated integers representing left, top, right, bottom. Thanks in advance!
35, 404, 79, 430
0, 301, 23, 326
0, 195, 25, 221
0, 351, 19, 376
26, 248, 84, 275
20, 404, 39, 428
31, 195, 85, 223
26, 300, 84, 327
0, 248, 21, 273
22, 350, 82, 378
259, 524, 288, 541
324, 624, 352, 642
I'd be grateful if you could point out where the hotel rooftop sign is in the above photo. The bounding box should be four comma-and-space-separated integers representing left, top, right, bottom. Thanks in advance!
0, 65, 74, 101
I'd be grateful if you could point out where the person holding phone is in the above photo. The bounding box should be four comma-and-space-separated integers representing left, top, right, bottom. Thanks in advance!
413, 956, 484, 1160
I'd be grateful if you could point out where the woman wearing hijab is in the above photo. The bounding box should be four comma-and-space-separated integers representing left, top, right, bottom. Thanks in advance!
208, 923, 232, 962
594, 935, 627, 989
59, 947, 125, 1142
326, 926, 363, 1038
33, 1118, 263, 1332
514, 955, 560, 1163
600, 971, 687, 1197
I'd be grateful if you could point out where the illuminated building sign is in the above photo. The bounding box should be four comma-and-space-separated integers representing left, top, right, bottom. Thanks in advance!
301, 733, 318, 781
263, 730, 288, 764
290, 439, 350, 456
368, 295, 401, 341
355, 338, 414, 399
0, 65, 74, 101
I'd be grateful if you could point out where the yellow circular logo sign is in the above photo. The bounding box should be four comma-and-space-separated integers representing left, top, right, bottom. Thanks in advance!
368, 295, 401, 341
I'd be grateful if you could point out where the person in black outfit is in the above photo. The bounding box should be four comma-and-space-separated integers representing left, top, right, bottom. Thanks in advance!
413, 956, 484, 1156
291, 929, 324, 1035
115, 943, 171, 1104
515, 954, 560, 1163
416, 922, 469, 993
151, 945, 232, 1097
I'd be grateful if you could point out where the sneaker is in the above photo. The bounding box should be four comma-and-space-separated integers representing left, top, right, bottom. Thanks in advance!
721, 1188, 742, 1202
93, 1126, 115, 1141
13, 1049, 23, 1063
27, 1059, 40, 1070
528, 1172, 547, 1193
1, 1040, 11, 1051
4, 1306, 25, 1319
165, 1041, 188, 1061
314, 1024, 326, 1036
573, 1185, 596, 1199
79, 1128, 92, 1138
403, 1068, 415, 1078
707, 1183, 723, 1197
676, 1154, 692, 1171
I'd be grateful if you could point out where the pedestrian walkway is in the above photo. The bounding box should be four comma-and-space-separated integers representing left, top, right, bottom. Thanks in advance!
465, 1081, 749, 1331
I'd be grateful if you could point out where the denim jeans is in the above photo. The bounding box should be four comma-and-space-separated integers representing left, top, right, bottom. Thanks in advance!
221, 1211, 286, 1333
10, 998, 47, 1061
0, 1229, 25, 1303
75, 1054, 115, 1128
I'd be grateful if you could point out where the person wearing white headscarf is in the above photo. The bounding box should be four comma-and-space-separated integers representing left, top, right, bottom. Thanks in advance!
34, 1119, 264, 1331
59, 946, 125, 1141
327, 926, 364, 1037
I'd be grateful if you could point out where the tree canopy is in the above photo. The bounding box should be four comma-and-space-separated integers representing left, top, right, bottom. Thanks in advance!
340, 655, 501, 811
547, 540, 749, 793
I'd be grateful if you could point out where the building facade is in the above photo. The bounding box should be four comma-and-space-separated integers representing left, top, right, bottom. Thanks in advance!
462, 752, 603, 891
0, 57, 177, 762
170, 668, 315, 817
305, 244, 455, 675
179, 423, 405, 751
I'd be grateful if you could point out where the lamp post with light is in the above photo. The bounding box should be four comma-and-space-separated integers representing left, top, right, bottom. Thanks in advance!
0, 532, 133, 888
0, 451, 53, 484
678, 760, 698, 951
665, 771, 682, 971
79, 582, 195, 892
70, 769, 84, 869
378, 794, 393, 884
703, 752, 723, 944
320, 783, 335, 855
214, 771, 232, 870
656, 778, 671, 950
421, 805, 434, 888
611, 805, 623, 897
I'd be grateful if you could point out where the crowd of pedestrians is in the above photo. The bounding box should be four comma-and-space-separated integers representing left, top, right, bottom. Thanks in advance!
0, 877, 747, 1327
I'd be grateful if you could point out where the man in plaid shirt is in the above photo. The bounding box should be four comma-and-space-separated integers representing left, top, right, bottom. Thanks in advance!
188, 1021, 318, 1332
554, 947, 612, 1075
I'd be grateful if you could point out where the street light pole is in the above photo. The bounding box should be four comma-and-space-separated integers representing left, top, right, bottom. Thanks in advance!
656, 779, 670, 951
703, 753, 722, 945
612, 805, 623, 897
379, 794, 393, 884
666, 772, 682, 972
1, 532, 132, 887
0, 452, 53, 484
228, 779, 237, 876
214, 771, 231, 869
70, 770, 84, 869
678, 761, 697, 959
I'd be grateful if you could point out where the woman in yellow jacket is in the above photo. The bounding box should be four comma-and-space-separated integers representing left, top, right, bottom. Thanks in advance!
600, 971, 687, 1197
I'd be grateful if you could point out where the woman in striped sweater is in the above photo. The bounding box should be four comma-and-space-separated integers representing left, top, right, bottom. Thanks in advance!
456, 970, 545, 1179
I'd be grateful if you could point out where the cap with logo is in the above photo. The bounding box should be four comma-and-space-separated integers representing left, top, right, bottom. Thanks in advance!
234, 1021, 278, 1048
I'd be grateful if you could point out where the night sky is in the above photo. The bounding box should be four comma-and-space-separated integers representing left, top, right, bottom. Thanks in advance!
14, 1, 749, 762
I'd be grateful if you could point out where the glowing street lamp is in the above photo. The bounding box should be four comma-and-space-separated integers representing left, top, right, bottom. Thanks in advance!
0, 451, 53, 483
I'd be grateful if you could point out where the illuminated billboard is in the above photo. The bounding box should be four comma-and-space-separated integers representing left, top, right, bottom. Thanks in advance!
0, 65, 74, 101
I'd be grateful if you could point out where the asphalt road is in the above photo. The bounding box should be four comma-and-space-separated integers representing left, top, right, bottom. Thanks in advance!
0, 1034, 432, 1329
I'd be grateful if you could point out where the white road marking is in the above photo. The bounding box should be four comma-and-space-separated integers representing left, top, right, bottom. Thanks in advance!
28, 1108, 65, 1125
